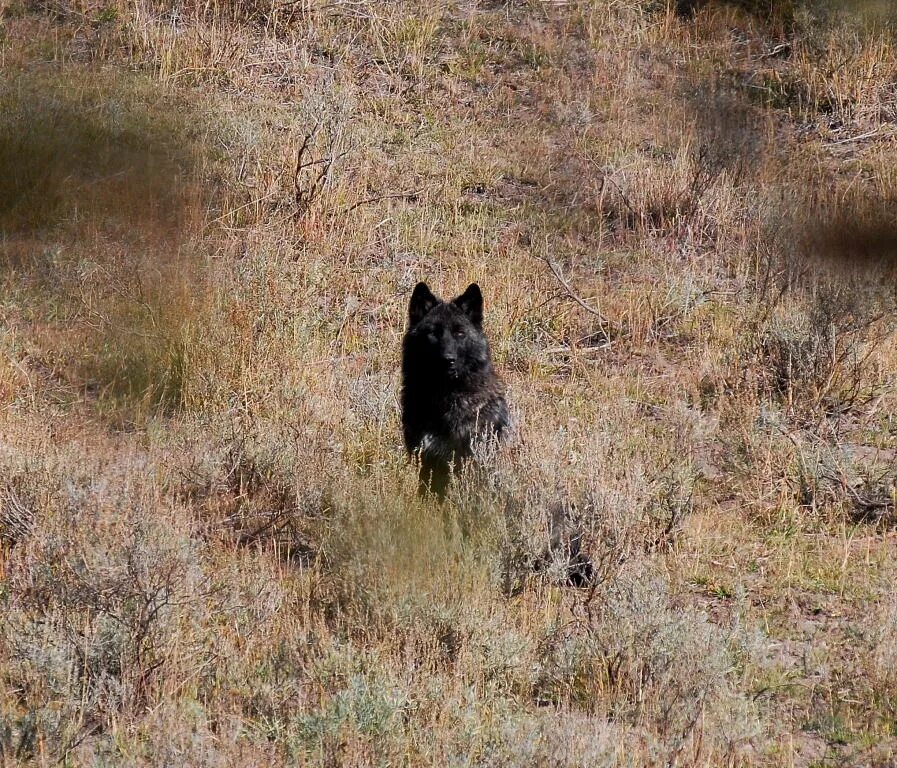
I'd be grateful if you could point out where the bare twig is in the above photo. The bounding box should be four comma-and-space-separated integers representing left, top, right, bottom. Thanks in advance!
758, 43, 791, 60
293, 122, 354, 218
535, 254, 615, 336
830, 128, 882, 146
342, 188, 423, 214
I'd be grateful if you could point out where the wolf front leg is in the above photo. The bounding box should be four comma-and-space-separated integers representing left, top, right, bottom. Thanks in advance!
418, 452, 451, 499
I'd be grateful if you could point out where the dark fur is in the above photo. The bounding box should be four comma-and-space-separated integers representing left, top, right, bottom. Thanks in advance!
401, 282, 510, 496
541, 501, 594, 588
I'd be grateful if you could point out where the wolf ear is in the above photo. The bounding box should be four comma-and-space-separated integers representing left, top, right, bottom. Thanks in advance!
453, 283, 483, 326
408, 282, 439, 327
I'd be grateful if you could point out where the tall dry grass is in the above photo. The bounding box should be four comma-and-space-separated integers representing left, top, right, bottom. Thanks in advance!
2, 1, 897, 766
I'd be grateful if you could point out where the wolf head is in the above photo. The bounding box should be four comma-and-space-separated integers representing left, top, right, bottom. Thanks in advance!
403, 282, 491, 387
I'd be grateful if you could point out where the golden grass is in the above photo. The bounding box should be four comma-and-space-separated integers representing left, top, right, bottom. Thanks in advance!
2, 0, 897, 765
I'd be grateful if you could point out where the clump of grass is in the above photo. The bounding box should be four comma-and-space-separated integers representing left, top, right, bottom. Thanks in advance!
1, 469, 205, 763
3, 0, 897, 765
531, 561, 759, 763
746, 298, 885, 419
76, 246, 209, 419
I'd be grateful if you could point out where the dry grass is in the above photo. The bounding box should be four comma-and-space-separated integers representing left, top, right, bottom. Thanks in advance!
2, 0, 897, 765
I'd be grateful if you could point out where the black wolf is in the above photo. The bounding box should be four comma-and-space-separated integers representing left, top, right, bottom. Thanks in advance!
401, 282, 510, 496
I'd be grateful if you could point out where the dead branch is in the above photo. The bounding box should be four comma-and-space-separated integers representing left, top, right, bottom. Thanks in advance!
293, 123, 354, 218
342, 189, 423, 214
536, 254, 616, 338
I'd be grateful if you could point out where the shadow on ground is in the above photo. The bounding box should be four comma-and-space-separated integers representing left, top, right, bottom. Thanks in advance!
0, 69, 214, 417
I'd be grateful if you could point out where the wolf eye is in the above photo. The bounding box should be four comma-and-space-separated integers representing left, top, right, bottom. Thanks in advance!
452, 327, 466, 338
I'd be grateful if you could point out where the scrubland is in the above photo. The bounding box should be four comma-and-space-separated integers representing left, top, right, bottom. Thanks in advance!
2, 0, 897, 765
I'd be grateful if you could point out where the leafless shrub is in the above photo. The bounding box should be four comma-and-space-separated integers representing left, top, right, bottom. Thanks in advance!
599, 144, 723, 239
739, 271, 891, 423
580, 459, 698, 563
2, 480, 205, 761
175, 417, 331, 565
222, 84, 356, 228
782, 434, 897, 523
292, 120, 352, 220
757, 313, 883, 417
531, 561, 758, 765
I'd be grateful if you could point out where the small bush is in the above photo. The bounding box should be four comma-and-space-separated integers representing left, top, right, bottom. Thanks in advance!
531, 562, 759, 765
2, 475, 203, 760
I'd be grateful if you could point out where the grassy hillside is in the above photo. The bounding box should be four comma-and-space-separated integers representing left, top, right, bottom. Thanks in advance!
2, 1, 897, 765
